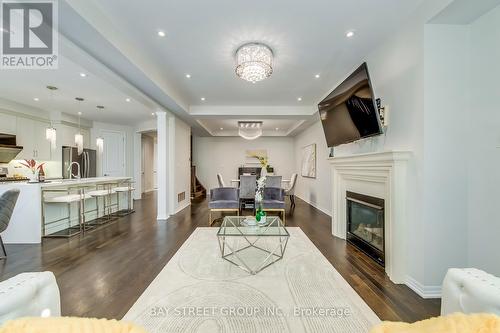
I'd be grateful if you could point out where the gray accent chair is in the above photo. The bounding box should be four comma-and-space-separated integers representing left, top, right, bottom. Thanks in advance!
239, 175, 256, 212
285, 173, 298, 206
216, 173, 225, 187
208, 187, 239, 226
265, 175, 282, 189
0, 189, 20, 259
261, 187, 286, 225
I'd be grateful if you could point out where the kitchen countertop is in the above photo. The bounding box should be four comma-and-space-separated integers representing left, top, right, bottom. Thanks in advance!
40, 176, 131, 188
0, 176, 133, 244
0, 176, 131, 187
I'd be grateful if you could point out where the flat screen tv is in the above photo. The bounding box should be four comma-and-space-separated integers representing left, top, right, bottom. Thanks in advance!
318, 63, 383, 147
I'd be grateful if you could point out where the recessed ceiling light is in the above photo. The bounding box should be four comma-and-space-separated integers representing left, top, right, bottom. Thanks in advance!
33, 97, 39, 101
157, 30, 166, 37
315, 74, 320, 78
297, 97, 302, 102
346, 31, 355, 38
78, 111, 82, 115
201, 97, 206, 101
151, 113, 155, 116
275, 127, 279, 131
185, 74, 191, 78
79, 73, 87, 77
125, 98, 131, 102
220, 127, 223, 130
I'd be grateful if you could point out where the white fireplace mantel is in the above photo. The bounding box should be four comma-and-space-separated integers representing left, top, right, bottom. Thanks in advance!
329, 151, 412, 284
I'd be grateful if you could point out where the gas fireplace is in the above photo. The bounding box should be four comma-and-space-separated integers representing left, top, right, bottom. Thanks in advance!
346, 191, 385, 266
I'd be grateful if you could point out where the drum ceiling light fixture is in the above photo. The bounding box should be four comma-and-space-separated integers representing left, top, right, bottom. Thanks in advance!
235, 43, 273, 83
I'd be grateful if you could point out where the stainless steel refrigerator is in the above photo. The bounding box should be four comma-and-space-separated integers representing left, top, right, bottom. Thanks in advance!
62, 146, 96, 179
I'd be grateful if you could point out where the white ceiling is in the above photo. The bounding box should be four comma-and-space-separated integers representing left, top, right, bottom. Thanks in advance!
71, 0, 424, 107
197, 118, 305, 137
0, 38, 158, 125
2, 0, 429, 136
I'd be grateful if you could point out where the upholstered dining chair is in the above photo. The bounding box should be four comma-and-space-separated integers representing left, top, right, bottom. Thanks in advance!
239, 175, 256, 212
265, 176, 282, 188
285, 173, 298, 206
216, 173, 225, 187
0, 189, 20, 259
261, 187, 286, 225
208, 187, 239, 226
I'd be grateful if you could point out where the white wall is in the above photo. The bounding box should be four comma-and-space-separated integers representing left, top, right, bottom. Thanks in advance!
302, 0, 454, 293
423, 23, 469, 285
193, 136, 295, 191
293, 120, 331, 215
303, 0, 500, 294
466, 5, 500, 277
173, 118, 191, 212
314, 3, 430, 287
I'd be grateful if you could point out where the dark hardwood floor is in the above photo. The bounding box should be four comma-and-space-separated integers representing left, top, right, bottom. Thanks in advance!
0, 193, 440, 322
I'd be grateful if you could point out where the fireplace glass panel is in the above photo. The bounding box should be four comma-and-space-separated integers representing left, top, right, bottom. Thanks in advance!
348, 201, 384, 251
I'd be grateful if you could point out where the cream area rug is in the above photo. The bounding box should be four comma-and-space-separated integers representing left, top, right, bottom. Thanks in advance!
124, 227, 380, 332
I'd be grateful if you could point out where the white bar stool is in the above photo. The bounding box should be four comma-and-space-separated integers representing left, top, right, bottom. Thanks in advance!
86, 185, 116, 225
113, 181, 135, 217
42, 189, 92, 238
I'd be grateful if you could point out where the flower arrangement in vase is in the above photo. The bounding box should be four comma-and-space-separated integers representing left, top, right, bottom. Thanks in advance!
251, 154, 273, 176
19, 159, 45, 182
255, 175, 267, 223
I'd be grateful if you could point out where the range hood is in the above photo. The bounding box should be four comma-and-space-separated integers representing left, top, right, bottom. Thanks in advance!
0, 133, 23, 163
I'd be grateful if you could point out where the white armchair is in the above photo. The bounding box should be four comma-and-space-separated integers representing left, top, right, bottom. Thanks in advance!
441, 268, 500, 316
0, 272, 61, 325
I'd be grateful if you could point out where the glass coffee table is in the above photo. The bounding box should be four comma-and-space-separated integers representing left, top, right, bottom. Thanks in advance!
217, 216, 289, 275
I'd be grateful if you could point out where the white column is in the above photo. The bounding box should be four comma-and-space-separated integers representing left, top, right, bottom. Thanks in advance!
168, 116, 176, 214
133, 132, 142, 200
156, 111, 169, 220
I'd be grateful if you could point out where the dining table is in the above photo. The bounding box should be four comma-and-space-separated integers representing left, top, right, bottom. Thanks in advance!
230, 179, 290, 186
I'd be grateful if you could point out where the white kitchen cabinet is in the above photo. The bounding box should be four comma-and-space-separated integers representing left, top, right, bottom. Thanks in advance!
0, 113, 17, 134
59, 124, 90, 149
16, 117, 51, 160
59, 124, 75, 148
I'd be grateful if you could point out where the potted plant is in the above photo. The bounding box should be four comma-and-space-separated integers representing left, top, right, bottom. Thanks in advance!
19, 159, 45, 183
251, 154, 270, 176
255, 176, 267, 223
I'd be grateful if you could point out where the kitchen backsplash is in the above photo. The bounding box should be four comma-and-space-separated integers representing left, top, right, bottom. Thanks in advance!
5, 160, 62, 179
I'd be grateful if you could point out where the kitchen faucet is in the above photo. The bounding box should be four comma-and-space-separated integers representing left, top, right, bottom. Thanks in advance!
68, 162, 81, 180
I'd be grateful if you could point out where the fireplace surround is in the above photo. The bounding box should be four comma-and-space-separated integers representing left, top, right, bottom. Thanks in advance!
330, 151, 411, 283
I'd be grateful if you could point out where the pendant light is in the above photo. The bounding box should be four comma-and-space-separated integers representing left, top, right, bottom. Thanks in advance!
45, 86, 58, 150
238, 121, 263, 140
96, 136, 104, 153
75, 97, 84, 155
95, 105, 104, 153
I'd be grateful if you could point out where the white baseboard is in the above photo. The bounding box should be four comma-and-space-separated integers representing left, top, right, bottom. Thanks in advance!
175, 201, 191, 214
294, 194, 332, 217
405, 275, 442, 299
157, 214, 168, 221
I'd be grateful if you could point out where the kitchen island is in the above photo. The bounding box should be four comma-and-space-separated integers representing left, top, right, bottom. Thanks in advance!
0, 177, 133, 244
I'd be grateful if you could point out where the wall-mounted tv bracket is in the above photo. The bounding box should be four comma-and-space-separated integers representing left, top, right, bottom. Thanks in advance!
376, 98, 388, 127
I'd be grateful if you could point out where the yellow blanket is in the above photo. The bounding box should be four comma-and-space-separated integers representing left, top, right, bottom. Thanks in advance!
371, 313, 500, 333
0, 317, 147, 333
